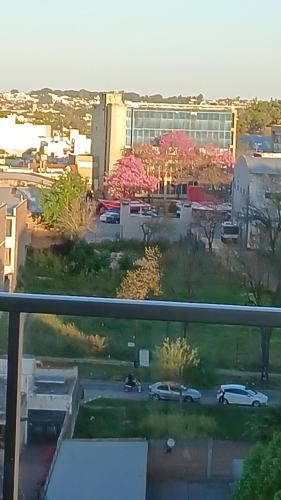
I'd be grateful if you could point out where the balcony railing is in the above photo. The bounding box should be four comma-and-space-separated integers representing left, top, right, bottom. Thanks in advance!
1, 291, 281, 500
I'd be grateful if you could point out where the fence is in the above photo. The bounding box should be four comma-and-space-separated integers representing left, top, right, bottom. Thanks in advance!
1, 291, 281, 500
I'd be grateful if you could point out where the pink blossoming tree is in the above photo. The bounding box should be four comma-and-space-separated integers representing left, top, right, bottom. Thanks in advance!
104, 155, 158, 198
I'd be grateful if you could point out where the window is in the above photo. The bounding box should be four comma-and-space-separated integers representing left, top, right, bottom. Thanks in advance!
170, 385, 181, 393
5, 248, 11, 266
6, 219, 12, 237
157, 385, 169, 392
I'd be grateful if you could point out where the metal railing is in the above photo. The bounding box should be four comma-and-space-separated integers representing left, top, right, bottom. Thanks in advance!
1, 291, 281, 500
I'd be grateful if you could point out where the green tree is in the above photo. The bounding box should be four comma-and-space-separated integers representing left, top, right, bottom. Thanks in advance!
233, 433, 281, 500
41, 172, 85, 228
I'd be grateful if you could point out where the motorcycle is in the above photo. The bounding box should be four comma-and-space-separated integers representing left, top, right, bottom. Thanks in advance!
123, 380, 142, 393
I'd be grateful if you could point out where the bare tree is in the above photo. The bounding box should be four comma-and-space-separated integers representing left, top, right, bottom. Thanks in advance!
195, 209, 224, 252
232, 249, 275, 381
249, 195, 281, 256
140, 218, 173, 244
55, 199, 97, 241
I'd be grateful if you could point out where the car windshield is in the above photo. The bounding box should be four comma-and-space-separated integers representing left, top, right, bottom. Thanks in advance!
247, 389, 257, 396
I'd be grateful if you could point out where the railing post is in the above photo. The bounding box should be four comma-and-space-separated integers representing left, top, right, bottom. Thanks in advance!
3, 312, 24, 500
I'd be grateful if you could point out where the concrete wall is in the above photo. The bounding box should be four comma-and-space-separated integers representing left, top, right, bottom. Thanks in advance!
5, 199, 28, 291
92, 93, 127, 189
28, 394, 72, 412
120, 202, 192, 242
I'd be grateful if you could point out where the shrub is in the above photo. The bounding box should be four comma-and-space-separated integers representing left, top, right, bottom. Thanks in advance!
154, 337, 199, 377
118, 254, 135, 271
183, 357, 217, 388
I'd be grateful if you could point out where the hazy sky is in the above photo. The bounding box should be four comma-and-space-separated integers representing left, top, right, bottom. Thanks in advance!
1, 0, 280, 99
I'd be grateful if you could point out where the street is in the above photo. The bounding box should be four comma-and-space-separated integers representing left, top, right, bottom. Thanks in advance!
81, 379, 281, 406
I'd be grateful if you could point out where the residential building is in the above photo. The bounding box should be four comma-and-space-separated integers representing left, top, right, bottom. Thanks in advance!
0, 205, 5, 290
0, 187, 28, 291
232, 155, 281, 247
0, 115, 51, 155
45, 439, 148, 500
92, 92, 238, 190
69, 154, 93, 185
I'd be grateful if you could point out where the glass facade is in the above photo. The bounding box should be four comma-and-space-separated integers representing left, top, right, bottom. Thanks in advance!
126, 108, 233, 149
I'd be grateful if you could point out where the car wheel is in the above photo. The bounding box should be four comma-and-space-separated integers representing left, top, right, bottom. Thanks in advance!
152, 394, 160, 401
252, 400, 261, 408
222, 398, 229, 405
183, 396, 193, 403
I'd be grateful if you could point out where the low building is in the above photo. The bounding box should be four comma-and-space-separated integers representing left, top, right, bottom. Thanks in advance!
69, 154, 93, 185
0, 357, 79, 453
232, 155, 281, 247
45, 439, 148, 500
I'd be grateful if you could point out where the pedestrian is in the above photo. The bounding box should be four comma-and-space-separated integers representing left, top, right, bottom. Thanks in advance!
219, 388, 225, 404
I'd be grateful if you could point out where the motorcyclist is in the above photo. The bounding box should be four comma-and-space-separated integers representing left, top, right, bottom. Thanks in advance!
126, 373, 136, 387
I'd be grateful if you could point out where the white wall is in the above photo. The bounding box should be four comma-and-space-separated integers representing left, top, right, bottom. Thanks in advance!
0, 115, 51, 154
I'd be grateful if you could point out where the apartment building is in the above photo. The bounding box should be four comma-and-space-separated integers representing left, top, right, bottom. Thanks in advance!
0, 187, 28, 291
0, 205, 5, 290
92, 92, 238, 189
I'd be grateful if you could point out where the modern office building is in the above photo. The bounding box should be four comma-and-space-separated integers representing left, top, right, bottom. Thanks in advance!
92, 92, 238, 190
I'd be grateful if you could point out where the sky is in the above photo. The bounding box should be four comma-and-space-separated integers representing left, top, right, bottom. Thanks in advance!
1, 0, 281, 99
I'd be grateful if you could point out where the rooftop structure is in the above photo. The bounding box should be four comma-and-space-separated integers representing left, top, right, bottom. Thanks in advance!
46, 439, 148, 500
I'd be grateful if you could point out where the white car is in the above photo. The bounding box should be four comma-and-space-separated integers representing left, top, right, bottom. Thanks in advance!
99, 211, 120, 223
217, 384, 268, 407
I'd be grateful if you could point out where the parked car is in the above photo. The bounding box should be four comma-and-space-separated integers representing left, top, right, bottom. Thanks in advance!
99, 211, 120, 224
148, 382, 201, 403
141, 210, 158, 217
217, 384, 268, 407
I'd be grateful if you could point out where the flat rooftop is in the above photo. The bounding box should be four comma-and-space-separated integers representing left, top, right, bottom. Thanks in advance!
46, 439, 148, 500
0, 186, 24, 213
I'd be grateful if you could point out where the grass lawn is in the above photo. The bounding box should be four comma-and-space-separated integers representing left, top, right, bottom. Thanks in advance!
74, 398, 261, 441
21, 243, 281, 373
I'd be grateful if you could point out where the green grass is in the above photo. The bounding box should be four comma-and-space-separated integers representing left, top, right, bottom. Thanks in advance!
74, 398, 260, 441
20, 243, 281, 374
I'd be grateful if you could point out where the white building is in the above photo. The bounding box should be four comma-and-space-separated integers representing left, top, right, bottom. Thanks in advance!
232, 155, 281, 247
0, 115, 51, 155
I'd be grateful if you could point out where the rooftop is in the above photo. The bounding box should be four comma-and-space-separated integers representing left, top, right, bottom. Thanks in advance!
0, 186, 25, 214
125, 100, 235, 112
45, 439, 148, 500
237, 155, 281, 175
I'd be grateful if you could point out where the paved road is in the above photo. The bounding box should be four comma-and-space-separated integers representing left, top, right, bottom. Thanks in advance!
81, 379, 281, 406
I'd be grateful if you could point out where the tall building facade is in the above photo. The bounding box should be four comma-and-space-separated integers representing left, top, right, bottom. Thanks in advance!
92, 92, 237, 191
